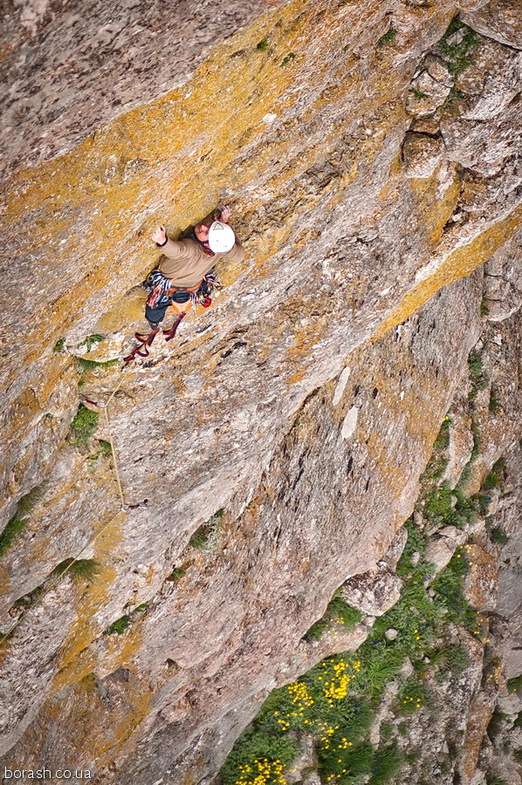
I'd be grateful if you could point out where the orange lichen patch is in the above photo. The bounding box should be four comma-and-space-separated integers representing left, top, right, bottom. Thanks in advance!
373, 203, 522, 340
464, 542, 498, 611
52, 510, 125, 689
2, 0, 424, 396
408, 163, 461, 246
97, 288, 147, 333
460, 694, 494, 784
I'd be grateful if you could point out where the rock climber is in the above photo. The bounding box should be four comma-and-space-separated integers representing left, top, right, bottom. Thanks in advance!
124, 205, 244, 362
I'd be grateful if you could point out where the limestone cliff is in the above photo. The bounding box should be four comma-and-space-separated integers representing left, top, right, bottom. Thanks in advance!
0, 1, 521, 783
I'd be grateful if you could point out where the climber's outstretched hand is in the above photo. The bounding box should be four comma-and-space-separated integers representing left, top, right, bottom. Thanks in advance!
219, 205, 231, 223
152, 225, 167, 245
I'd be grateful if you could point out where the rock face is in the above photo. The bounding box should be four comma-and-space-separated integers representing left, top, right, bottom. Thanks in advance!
0, 1, 521, 784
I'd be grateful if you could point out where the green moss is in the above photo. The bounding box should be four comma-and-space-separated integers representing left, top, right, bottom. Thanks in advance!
70, 404, 99, 446
256, 38, 269, 51
0, 515, 27, 558
76, 357, 118, 372
0, 485, 44, 558
166, 567, 187, 582
106, 615, 132, 635
188, 509, 224, 549
507, 675, 522, 694
134, 602, 149, 613
488, 387, 501, 414
377, 28, 397, 47
280, 52, 296, 67
53, 337, 66, 353
468, 350, 483, 378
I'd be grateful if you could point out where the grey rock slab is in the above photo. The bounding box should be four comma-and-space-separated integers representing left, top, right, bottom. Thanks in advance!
0, 0, 287, 178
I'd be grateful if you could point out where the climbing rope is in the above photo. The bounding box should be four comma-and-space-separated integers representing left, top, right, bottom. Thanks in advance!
0, 372, 129, 649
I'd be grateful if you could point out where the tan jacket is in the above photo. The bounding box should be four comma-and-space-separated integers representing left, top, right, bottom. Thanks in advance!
158, 234, 244, 288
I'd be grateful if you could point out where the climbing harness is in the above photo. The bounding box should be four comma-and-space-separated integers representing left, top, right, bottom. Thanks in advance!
123, 271, 219, 364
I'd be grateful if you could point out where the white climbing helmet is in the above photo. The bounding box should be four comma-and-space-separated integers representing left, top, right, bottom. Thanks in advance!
208, 221, 235, 253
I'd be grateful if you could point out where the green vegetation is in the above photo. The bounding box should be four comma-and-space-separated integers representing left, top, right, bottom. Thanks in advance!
76, 357, 118, 372
0, 514, 27, 559
480, 298, 490, 317
221, 732, 299, 785
188, 509, 224, 549
410, 88, 429, 100
507, 675, 522, 694
377, 28, 397, 47
488, 387, 501, 414
134, 602, 149, 613
304, 589, 362, 641
442, 85, 465, 110
280, 52, 296, 67
438, 18, 478, 77
0, 486, 44, 558
482, 458, 506, 491
78, 334, 104, 351
487, 709, 508, 740
256, 38, 269, 51
422, 480, 480, 530
87, 439, 112, 464
54, 558, 101, 581
70, 404, 99, 446
221, 522, 479, 784
53, 337, 66, 353
419, 416, 451, 487
397, 677, 430, 714
166, 567, 187, 582
106, 615, 132, 635
468, 349, 489, 402
368, 746, 404, 785
489, 526, 508, 546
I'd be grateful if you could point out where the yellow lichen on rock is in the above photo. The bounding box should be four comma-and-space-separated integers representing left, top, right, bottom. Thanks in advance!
373, 202, 522, 340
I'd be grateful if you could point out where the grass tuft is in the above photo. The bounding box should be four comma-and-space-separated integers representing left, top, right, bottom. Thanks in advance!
0, 515, 27, 559
106, 615, 132, 635
305, 589, 362, 641
438, 18, 478, 77
188, 509, 224, 549
78, 334, 104, 351
70, 404, 99, 446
